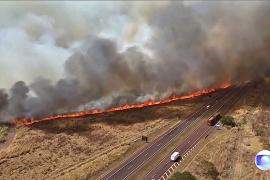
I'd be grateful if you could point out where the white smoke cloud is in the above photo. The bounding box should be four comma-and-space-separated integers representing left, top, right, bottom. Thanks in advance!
0, 1, 270, 121
0, 1, 162, 89
0, 26, 70, 88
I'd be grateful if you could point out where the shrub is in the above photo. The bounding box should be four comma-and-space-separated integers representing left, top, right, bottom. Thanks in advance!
169, 171, 196, 180
201, 160, 219, 179
221, 116, 236, 127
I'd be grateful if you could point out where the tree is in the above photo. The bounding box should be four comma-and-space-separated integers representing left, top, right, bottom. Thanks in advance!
201, 160, 219, 179
169, 171, 197, 180
221, 116, 236, 127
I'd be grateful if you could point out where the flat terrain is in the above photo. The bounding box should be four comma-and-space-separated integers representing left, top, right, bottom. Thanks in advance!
172, 79, 270, 180
0, 93, 210, 180
0, 124, 7, 142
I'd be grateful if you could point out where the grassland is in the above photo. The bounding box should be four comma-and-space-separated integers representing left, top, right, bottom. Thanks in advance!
0, 124, 7, 143
0, 94, 208, 180
172, 79, 270, 180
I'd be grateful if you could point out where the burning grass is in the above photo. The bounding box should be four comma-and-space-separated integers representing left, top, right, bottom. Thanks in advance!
11, 83, 230, 126
0, 93, 208, 180
178, 80, 269, 180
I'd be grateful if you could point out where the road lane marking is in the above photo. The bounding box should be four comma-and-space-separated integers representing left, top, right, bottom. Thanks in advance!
142, 90, 234, 179
114, 88, 236, 180
165, 172, 169, 177
160, 127, 213, 179
127, 164, 133, 170
149, 90, 240, 176
140, 102, 226, 177
157, 116, 226, 178
162, 116, 234, 179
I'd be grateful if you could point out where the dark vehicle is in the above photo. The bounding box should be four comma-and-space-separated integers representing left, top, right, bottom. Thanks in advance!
207, 113, 222, 126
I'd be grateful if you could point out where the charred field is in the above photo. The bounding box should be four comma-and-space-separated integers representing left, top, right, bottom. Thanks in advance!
0, 90, 212, 180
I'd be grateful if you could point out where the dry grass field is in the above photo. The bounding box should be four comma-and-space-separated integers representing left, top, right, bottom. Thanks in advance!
0, 94, 210, 180
0, 125, 7, 143
175, 79, 270, 180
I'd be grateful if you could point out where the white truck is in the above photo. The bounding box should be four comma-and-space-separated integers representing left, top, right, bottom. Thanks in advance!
170, 152, 180, 161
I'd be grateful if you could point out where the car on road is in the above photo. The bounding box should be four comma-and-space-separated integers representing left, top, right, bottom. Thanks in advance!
214, 124, 221, 129
171, 151, 180, 161
206, 105, 211, 109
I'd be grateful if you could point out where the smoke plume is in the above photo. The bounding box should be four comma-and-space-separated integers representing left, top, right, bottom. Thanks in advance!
1, 1, 270, 121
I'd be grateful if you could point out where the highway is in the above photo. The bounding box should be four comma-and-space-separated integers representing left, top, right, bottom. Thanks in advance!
144, 85, 247, 180
99, 85, 245, 180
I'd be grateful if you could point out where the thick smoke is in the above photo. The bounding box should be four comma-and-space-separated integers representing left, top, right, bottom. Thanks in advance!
0, 1, 159, 88
1, 1, 270, 121
0, 90, 8, 112
148, 2, 270, 87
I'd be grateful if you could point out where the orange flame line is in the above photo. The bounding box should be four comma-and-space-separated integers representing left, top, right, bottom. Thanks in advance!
11, 82, 230, 126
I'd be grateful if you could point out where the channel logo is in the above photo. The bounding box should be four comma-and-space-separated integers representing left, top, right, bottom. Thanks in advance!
255, 150, 270, 171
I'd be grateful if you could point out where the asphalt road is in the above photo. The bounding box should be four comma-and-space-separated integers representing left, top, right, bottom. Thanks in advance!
99, 86, 241, 180
144, 85, 247, 180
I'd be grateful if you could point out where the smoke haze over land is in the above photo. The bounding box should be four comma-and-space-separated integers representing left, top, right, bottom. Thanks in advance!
0, 1, 270, 121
